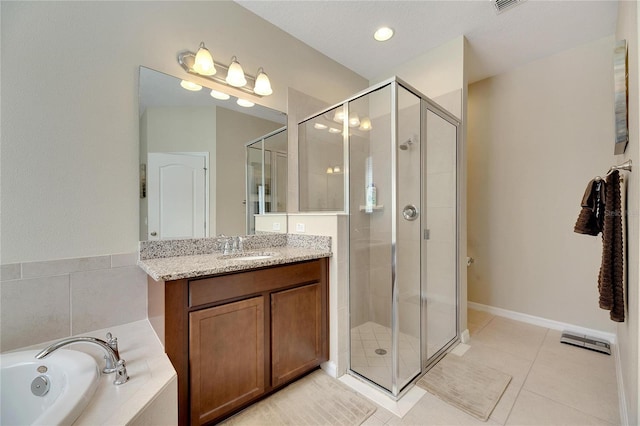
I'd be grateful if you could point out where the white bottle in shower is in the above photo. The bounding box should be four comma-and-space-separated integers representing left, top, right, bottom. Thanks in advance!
366, 183, 377, 212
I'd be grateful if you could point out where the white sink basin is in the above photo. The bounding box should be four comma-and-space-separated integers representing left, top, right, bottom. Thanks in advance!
219, 252, 276, 261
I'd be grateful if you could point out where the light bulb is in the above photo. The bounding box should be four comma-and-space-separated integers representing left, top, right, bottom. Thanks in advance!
333, 166, 341, 173
226, 56, 247, 87
359, 117, 372, 131
253, 68, 273, 96
326, 167, 334, 174
314, 123, 328, 130
180, 80, 202, 91
237, 98, 255, 108
210, 90, 230, 100
193, 42, 216, 76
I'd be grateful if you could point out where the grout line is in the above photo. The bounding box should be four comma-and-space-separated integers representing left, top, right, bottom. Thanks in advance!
501, 327, 549, 425
523, 387, 618, 426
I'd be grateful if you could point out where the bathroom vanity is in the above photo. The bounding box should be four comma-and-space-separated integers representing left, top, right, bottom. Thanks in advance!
138, 235, 331, 425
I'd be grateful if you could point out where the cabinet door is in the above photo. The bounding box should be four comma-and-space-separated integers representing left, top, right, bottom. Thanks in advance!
271, 283, 323, 386
189, 297, 264, 425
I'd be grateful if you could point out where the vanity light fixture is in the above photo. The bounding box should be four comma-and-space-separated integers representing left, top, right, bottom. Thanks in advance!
210, 89, 230, 100
333, 109, 345, 123
180, 80, 203, 91
178, 42, 273, 97
237, 98, 255, 108
254, 68, 273, 96
226, 56, 247, 87
193, 42, 216, 76
374, 27, 394, 42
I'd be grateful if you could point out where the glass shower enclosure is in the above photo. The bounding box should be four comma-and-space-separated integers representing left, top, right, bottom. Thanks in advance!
299, 77, 460, 398
246, 126, 288, 233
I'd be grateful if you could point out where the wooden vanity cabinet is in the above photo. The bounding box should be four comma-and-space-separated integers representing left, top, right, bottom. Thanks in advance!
152, 258, 329, 426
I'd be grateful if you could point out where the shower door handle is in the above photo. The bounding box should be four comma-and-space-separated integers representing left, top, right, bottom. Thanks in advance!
402, 204, 419, 221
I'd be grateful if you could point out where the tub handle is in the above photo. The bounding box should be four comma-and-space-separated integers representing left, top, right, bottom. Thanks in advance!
114, 359, 129, 385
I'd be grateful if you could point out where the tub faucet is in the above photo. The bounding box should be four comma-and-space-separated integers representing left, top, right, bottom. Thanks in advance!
35, 334, 129, 385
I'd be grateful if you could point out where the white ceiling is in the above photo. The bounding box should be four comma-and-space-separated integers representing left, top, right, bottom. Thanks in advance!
235, 0, 618, 83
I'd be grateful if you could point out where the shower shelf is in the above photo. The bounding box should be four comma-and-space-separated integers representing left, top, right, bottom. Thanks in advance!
358, 205, 384, 213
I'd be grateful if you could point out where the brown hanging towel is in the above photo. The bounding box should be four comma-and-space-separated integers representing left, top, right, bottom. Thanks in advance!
597, 170, 625, 322
574, 179, 605, 235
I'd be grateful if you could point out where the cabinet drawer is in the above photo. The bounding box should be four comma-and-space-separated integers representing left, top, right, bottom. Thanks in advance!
189, 260, 322, 308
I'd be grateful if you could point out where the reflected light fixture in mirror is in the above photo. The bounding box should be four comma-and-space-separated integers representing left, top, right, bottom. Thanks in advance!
180, 80, 202, 91
210, 89, 230, 100
359, 117, 372, 131
237, 98, 255, 108
178, 42, 273, 97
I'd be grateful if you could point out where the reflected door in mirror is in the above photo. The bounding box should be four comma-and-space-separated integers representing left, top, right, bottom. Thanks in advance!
147, 152, 208, 239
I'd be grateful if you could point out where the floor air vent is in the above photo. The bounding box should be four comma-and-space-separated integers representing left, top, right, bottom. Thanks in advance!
560, 331, 611, 355
494, 0, 525, 14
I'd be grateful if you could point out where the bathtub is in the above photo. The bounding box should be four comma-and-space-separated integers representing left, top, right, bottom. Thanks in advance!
0, 349, 99, 426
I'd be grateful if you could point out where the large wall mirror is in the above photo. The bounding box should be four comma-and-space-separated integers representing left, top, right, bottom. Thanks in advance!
138, 66, 287, 240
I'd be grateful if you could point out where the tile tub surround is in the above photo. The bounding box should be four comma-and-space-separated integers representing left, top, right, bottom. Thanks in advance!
0, 252, 147, 352
13, 320, 178, 425
138, 234, 332, 281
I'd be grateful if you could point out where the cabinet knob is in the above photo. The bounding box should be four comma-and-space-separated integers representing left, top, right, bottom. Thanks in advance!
150, 232, 157, 236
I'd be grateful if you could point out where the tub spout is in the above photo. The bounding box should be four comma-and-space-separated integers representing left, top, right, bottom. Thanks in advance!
35, 335, 129, 385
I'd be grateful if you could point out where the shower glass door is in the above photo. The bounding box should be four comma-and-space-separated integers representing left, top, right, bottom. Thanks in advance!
422, 106, 458, 363
348, 81, 423, 395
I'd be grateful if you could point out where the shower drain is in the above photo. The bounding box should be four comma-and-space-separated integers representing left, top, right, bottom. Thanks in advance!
374, 348, 387, 355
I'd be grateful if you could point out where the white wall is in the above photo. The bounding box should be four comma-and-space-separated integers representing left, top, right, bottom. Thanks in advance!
615, 2, 640, 424
467, 35, 617, 333
371, 35, 465, 116
0, 1, 367, 264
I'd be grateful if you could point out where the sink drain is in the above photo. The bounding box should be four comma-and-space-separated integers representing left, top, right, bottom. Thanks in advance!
374, 348, 387, 355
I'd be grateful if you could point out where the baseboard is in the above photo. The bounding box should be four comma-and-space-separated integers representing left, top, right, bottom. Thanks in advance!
467, 301, 617, 344
321, 360, 337, 378
613, 342, 630, 426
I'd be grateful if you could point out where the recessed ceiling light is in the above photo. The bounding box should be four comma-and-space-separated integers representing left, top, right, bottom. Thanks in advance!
374, 27, 394, 42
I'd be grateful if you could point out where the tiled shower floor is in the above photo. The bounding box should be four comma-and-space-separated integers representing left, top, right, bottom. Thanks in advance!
350, 321, 422, 390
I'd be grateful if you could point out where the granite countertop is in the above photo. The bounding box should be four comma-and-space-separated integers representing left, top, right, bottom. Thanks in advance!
138, 234, 332, 281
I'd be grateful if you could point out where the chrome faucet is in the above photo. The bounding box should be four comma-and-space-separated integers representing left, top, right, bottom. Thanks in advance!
35, 333, 129, 385
221, 236, 244, 255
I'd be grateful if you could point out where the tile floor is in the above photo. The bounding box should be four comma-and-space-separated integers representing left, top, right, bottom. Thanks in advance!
358, 308, 620, 426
